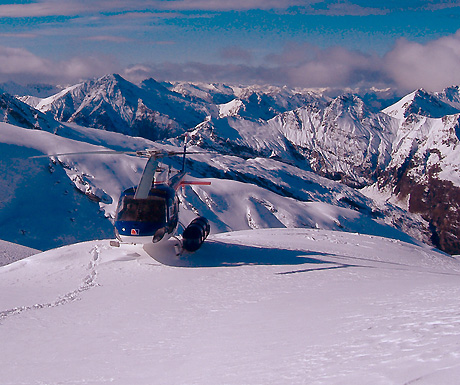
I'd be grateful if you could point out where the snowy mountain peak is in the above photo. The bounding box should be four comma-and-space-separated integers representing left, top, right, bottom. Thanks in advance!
439, 85, 460, 100
140, 77, 173, 95
0, 91, 62, 132
218, 99, 245, 118
324, 93, 371, 120
21, 74, 212, 140
383, 88, 460, 120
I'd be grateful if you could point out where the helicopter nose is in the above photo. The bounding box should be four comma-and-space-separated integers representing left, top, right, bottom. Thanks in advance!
153, 227, 166, 243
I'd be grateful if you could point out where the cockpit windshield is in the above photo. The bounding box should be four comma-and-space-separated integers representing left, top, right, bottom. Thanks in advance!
116, 196, 166, 224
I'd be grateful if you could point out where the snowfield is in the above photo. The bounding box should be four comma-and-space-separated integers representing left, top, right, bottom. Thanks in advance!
1, 229, 460, 385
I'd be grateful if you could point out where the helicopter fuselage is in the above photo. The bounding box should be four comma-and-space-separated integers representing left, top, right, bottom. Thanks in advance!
114, 183, 179, 245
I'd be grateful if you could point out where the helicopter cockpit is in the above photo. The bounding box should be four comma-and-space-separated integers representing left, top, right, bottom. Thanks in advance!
117, 196, 166, 223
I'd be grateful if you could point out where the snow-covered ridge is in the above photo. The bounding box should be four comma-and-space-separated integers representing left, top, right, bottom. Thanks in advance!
383, 88, 460, 120
33, 83, 82, 112
0, 120, 427, 251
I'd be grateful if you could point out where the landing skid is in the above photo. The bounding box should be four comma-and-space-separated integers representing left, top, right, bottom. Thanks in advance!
110, 237, 184, 255
110, 240, 121, 247
172, 236, 183, 256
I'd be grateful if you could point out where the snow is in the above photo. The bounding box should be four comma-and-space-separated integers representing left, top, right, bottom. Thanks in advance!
34, 83, 82, 112
0, 122, 150, 249
1, 229, 460, 384
218, 99, 245, 118
382, 89, 460, 120
383, 90, 419, 120
180, 178, 419, 246
381, 112, 460, 188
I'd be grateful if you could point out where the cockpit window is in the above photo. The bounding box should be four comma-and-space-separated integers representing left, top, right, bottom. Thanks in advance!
117, 196, 166, 223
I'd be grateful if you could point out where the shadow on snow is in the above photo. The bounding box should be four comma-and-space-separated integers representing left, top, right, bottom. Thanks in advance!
144, 239, 361, 271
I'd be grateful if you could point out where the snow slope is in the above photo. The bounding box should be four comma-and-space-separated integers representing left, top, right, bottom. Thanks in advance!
0, 121, 427, 250
1, 229, 460, 384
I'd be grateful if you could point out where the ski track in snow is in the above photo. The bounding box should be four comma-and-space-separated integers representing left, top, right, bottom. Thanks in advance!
0, 245, 101, 322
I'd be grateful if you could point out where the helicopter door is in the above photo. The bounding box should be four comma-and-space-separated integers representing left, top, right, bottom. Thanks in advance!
166, 197, 179, 234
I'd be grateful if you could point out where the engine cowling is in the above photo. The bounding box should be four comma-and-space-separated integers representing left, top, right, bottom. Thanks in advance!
182, 217, 210, 252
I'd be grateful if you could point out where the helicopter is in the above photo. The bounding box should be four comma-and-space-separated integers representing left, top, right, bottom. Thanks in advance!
33, 141, 212, 254
111, 146, 211, 252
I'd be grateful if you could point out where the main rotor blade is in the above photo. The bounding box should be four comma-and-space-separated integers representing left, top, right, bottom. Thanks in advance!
30, 149, 211, 160
140, 150, 209, 156
30, 150, 139, 159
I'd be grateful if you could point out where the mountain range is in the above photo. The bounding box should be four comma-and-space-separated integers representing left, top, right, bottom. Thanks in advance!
3, 74, 460, 254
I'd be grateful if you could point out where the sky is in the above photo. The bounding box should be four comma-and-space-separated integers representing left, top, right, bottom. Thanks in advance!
1, 0, 460, 93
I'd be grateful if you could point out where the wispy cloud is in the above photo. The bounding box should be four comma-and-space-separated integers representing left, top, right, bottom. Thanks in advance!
0, 1, 141, 18
121, 30, 460, 93
83, 35, 133, 43
301, 2, 388, 16
0, 0, 458, 19
0, 45, 119, 84
0, 2, 81, 17
146, 0, 314, 11
122, 61, 283, 85
0, 33, 38, 38
384, 30, 460, 91
0, 0, 308, 17
0, 0, 421, 17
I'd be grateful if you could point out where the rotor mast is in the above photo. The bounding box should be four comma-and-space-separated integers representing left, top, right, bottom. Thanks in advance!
134, 156, 158, 199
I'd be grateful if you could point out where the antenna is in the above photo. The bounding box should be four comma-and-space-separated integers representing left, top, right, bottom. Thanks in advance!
181, 134, 187, 172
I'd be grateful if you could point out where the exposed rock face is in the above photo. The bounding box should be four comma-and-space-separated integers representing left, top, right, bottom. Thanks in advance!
381, 158, 460, 254
377, 110, 460, 254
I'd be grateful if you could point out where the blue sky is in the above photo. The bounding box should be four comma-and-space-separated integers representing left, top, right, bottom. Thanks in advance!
1, 0, 460, 92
